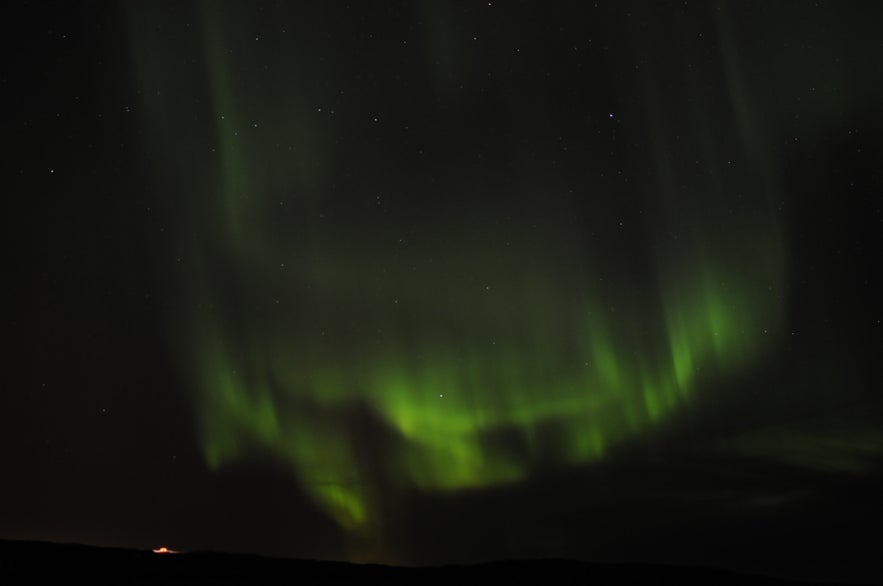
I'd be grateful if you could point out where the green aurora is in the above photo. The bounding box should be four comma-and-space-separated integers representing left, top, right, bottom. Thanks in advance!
127, 2, 793, 534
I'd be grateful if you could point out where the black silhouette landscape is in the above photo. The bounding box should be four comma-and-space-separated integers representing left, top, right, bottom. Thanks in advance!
0, 539, 843, 586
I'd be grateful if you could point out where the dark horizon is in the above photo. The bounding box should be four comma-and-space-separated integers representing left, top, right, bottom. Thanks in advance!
1, 539, 843, 586
4, 1, 882, 583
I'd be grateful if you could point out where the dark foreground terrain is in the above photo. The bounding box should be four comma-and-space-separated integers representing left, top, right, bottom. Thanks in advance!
0, 539, 848, 585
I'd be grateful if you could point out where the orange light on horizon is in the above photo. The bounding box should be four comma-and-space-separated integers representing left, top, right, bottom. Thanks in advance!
152, 546, 177, 554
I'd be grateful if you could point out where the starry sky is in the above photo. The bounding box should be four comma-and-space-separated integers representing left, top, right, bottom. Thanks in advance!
4, 0, 883, 582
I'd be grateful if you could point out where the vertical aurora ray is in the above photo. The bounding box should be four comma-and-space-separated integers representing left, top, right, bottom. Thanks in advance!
127, 3, 789, 535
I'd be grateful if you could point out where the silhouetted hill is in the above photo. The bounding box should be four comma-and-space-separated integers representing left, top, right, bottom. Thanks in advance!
0, 539, 849, 585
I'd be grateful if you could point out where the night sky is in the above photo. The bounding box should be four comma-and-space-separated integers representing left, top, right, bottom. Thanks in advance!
4, 0, 883, 582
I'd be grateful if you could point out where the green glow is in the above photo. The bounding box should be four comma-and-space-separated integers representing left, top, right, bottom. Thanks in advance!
181, 198, 786, 530
126, 3, 792, 535
185, 258, 785, 529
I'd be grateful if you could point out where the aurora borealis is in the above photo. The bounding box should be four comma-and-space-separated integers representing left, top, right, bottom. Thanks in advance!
5, 1, 883, 582
128, 0, 793, 530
